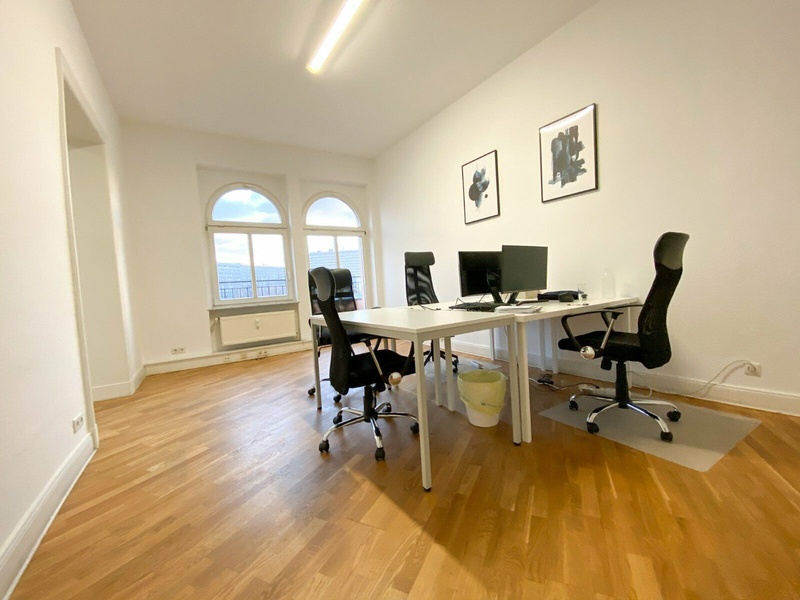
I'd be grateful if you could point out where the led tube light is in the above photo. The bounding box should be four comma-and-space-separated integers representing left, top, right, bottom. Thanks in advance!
307, 0, 365, 74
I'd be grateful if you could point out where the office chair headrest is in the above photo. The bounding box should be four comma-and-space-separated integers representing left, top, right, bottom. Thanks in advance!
309, 267, 334, 302
404, 251, 435, 268
330, 268, 352, 290
654, 232, 689, 270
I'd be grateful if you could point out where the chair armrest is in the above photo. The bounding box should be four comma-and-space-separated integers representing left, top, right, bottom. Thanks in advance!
560, 310, 623, 359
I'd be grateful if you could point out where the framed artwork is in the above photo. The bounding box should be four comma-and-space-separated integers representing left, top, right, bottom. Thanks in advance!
539, 104, 597, 203
462, 150, 500, 225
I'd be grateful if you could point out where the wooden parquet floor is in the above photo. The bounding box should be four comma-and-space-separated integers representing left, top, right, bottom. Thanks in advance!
11, 348, 800, 599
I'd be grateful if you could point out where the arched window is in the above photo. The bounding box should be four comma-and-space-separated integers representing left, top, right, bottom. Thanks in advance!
304, 195, 367, 309
207, 186, 292, 305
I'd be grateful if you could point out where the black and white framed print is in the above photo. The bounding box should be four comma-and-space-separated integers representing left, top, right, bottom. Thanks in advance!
539, 104, 597, 203
462, 150, 500, 224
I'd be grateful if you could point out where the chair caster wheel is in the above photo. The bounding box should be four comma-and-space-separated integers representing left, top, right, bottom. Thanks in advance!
308, 387, 316, 396
332, 412, 343, 425
667, 410, 681, 422
319, 440, 330, 453
661, 431, 673, 442
384, 403, 392, 412
568, 400, 579, 411
587, 422, 600, 434
333, 394, 342, 403
375, 448, 385, 461
410, 422, 419, 434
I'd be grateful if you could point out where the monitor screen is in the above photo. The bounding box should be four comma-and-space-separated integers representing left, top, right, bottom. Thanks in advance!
500, 245, 548, 293
458, 251, 501, 297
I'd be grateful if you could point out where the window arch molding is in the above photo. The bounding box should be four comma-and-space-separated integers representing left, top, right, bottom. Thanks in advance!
205, 184, 294, 306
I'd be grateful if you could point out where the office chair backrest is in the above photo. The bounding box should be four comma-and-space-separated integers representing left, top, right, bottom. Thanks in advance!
310, 267, 353, 395
309, 268, 358, 316
637, 232, 690, 369
404, 251, 439, 306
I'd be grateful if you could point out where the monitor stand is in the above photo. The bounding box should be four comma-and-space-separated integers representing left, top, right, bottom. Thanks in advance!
487, 271, 504, 304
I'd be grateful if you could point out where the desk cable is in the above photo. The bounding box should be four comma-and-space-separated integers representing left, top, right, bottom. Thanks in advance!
531, 371, 655, 397
533, 360, 754, 399
411, 303, 441, 311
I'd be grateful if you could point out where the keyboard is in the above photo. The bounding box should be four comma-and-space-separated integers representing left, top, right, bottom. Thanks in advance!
449, 301, 502, 312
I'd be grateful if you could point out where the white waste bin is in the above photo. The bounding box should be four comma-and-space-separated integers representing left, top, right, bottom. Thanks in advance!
457, 370, 507, 427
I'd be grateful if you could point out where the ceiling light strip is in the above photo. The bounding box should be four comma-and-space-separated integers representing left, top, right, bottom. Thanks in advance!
307, 0, 365, 74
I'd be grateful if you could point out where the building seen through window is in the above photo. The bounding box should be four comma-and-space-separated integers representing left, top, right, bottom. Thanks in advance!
305, 196, 366, 308
208, 188, 291, 304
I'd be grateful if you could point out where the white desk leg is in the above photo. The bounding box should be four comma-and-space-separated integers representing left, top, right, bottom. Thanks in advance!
538, 321, 548, 371
517, 322, 532, 443
506, 324, 521, 445
414, 341, 432, 491
549, 319, 561, 374
432, 338, 442, 407
311, 324, 322, 410
444, 337, 456, 411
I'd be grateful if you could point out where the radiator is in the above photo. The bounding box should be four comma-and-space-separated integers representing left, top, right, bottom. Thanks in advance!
218, 310, 298, 346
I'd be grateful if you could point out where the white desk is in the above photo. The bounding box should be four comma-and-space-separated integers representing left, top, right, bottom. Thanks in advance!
310, 306, 518, 491
511, 296, 638, 442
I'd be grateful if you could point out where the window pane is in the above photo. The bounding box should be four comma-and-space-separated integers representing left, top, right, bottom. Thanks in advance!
306, 197, 360, 227
214, 233, 253, 300
337, 236, 365, 309
307, 236, 337, 270
212, 189, 282, 224
252, 234, 287, 298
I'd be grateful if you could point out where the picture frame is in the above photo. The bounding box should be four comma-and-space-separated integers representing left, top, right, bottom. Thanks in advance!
462, 150, 500, 225
539, 104, 597, 203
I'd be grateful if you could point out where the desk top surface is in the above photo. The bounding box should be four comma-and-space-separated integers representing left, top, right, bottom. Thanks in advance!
505, 296, 639, 321
309, 296, 638, 337
309, 305, 514, 338
424, 296, 638, 320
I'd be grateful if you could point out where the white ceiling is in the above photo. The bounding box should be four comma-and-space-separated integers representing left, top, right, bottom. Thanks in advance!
70, 0, 597, 158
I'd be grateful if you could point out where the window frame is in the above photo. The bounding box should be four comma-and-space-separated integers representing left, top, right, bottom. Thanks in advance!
303, 193, 369, 308
206, 184, 294, 307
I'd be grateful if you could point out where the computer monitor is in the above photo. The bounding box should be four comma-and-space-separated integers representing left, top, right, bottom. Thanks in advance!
458, 251, 502, 302
500, 245, 548, 303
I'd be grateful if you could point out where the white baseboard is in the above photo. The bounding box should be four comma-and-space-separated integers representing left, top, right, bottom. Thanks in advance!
546, 355, 800, 417
90, 365, 146, 402
1, 435, 94, 600
132, 365, 146, 392
449, 340, 493, 359
459, 343, 800, 416
91, 380, 134, 402
144, 340, 312, 376
632, 368, 800, 416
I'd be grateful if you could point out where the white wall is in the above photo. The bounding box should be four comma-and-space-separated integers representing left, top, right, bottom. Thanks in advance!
68, 145, 132, 399
122, 121, 374, 365
374, 0, 800, 411
0, 0, 131, 593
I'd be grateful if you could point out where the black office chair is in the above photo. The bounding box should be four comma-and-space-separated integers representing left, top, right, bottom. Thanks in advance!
404, 252, 459, 373
557, 232, 689, 442
310, 266, 419, 461
307, 268, 381, 405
